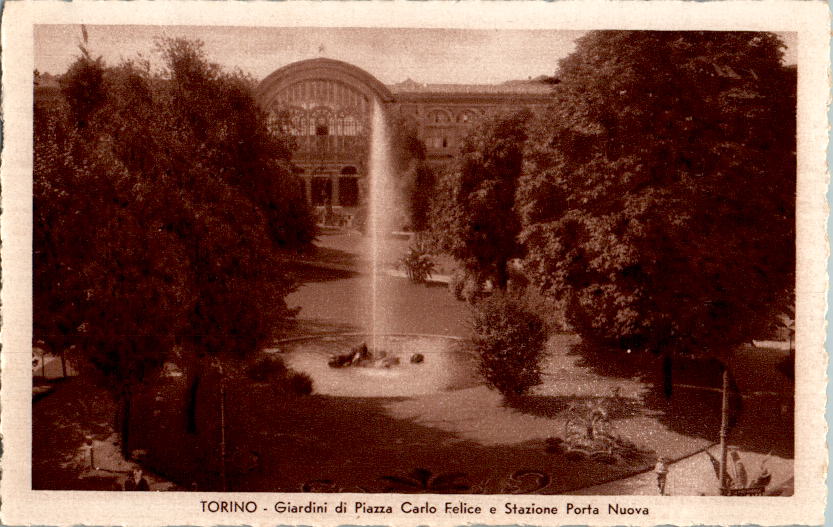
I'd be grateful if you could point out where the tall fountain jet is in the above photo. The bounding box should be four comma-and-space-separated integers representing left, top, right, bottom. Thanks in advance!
367, 99, 396, 348
279, 101, 476, 400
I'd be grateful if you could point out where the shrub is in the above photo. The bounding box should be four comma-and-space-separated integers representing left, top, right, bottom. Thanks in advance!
460, 274, 486, 304
245, 355, 313, 395
448, 269, 467, 301
506, 260, 529, 292
245, 355, 287, 383
449, 269, 487, 304
471, 294, 547, 397
287, 371, 313, 395
544, 437, 564, 454
398, 244, 435, 284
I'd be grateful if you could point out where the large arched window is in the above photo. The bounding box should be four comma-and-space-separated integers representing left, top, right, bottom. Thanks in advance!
426, 135, 449, 150
427, 109, 451, 124
457, 110, 478, 124
312, 176, 332, 206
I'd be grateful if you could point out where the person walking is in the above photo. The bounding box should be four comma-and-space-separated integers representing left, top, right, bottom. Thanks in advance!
729, 449, 748, 489
654, 456, 669, 495
123, 468, 150, 491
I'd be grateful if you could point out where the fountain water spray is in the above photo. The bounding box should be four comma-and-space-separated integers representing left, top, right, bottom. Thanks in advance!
368, 99, 395, 350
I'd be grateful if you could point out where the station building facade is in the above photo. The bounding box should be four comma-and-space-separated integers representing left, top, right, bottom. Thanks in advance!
255, 58, 552, 219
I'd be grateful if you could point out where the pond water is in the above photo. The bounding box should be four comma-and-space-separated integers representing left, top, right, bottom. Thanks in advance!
274, 334, 482, 397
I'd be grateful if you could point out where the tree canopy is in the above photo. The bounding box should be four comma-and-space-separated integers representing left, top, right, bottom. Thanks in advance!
34, 38, 315, 393
388, 116, 435, 232
518, 31, 795, 358
431, 110, 531, 289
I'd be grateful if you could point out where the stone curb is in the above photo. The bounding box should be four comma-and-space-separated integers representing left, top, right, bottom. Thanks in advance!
272, 332, 467, 346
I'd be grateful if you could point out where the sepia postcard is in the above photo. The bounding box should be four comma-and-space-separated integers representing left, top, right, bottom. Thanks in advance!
1, 1, 829, 525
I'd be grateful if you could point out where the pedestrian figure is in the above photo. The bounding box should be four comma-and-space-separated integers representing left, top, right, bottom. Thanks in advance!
123, 468, 150, 491
655, 456, 669, 495
750, 456, 772, 489
729, 450, 748, 488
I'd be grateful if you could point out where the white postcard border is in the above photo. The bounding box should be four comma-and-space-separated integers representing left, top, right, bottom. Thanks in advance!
1, 2, 829, 526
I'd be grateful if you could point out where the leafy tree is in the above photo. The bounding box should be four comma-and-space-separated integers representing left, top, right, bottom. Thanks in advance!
401, 163, 436, 233
34, 39, 314, 455
518, 31, 795, 393
431, 110, 531, 290
36, 58, 194, 452
389, 116, 435, 232
60, 47, 105, 130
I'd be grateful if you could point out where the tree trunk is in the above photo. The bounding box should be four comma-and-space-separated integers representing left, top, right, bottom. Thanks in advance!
186, 360, 203, 434
495, 260, 509, 291
662, 352, 673, 399
119, 391, 132, 459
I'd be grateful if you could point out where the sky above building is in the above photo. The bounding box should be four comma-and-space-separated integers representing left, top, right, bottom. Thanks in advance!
34, 25, 797, 85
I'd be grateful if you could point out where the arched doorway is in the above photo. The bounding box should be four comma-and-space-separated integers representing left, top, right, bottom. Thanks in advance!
311, 176, 332, 206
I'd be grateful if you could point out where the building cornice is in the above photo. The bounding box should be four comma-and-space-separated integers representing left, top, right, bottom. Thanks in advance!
392, 91, 552, 105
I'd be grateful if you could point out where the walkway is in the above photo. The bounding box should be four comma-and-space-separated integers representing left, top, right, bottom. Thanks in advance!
570, 444, 793, 496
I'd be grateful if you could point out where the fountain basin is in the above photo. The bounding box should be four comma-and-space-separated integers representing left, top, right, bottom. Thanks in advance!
270, 334, 481, 397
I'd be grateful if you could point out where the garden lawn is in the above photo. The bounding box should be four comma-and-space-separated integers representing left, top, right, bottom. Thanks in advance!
310, 229, 458, 277
125, 334, 715, 493
285, 271, 471, 338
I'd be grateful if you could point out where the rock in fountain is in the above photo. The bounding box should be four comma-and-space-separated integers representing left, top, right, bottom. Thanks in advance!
327, 342, 425, 369
327, 343, 369, 368
282, 335, 476, 397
